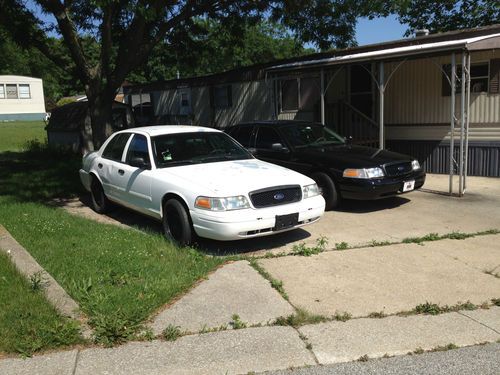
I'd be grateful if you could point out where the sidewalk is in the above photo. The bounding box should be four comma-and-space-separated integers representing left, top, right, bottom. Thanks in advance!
1, 230, 499, 374
1, 307, 499, 374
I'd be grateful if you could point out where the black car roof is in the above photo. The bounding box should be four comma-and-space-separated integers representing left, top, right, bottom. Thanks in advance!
233, 120, 324, 128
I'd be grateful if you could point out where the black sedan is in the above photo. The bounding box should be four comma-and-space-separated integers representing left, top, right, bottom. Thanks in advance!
225, 121, 426, 210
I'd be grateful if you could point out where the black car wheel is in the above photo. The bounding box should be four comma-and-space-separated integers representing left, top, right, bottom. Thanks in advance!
311, 172, 339, 210
90, 176, 111, 214
162, 199, 193, 246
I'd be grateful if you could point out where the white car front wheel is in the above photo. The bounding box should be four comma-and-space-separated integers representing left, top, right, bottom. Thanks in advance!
162, 199, 193, 246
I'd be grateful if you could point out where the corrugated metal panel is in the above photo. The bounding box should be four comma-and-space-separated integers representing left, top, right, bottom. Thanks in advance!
386, 125, 500, 141
214, 80, 274, 128
387, 140, 500, 177
385, 50, 500, 125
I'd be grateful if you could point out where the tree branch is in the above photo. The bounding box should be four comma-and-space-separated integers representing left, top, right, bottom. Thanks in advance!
37, 0, 91, 83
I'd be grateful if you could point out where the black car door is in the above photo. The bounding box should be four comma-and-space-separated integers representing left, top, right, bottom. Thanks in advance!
254, 126, 294, 167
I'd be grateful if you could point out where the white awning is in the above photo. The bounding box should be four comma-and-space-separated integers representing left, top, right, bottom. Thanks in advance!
268, 33, 500, 71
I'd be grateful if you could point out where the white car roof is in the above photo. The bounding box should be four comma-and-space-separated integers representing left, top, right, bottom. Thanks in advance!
121, 125, 221, 137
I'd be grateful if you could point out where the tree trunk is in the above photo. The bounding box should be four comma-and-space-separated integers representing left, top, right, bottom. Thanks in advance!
87, 95, 114, 151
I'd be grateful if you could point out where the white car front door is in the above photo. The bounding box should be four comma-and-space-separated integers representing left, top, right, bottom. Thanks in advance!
116, 133, 154, 215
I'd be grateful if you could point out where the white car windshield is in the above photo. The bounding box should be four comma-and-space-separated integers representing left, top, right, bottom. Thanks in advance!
152, 132, 253, 168
281, 123, 345, 148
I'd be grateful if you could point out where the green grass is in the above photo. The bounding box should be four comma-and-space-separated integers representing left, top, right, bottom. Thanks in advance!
0, 198, 224, 346
0, 141, 225, 349
0, 121, 46, 152
0, 253, 83, 355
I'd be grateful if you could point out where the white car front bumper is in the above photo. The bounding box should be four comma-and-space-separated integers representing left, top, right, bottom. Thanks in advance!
190, 195, 325, 241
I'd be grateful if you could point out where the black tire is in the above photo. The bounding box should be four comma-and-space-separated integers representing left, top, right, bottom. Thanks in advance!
90, 176, 111, 214
162, 199, 193, 246
311, 172, 339, 210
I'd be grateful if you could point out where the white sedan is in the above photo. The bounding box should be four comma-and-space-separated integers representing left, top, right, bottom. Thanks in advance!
79, 126, 325, 245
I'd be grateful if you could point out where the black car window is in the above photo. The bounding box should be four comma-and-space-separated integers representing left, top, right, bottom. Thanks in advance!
102, 133, 131, 162
229, 126, 254, 148
281, 123, 344, 148
255, 127, 283, 150
152, 132, 252, 168
126, 134, 150, 166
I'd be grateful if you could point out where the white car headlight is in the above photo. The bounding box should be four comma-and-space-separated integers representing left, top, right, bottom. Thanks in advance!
412, 160, 421, 170
343, 167, 385, 179
195, 195, 250, 211
303, 183, 320, 199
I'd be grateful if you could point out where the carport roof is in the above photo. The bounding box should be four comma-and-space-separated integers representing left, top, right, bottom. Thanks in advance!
267, 33, 500, 72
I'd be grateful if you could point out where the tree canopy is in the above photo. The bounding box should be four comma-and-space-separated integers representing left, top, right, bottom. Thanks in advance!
398, 0, 500, 35
1, 0, 498, 148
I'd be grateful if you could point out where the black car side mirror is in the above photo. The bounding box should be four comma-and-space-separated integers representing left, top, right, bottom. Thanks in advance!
345, 136, 353, 145
271, 143, 289, 152
129, 156, 150, 169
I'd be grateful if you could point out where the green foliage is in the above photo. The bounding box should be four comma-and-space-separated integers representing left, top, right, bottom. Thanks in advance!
274, 308, 329, 327
413, 301, 478, 316
162, 325, 182, 341
29, 271, 46, 292
492, 298, 500, 307
335, 241, 349, 250
56, 97, 77, 107
333, 311, 352, 322
249, 259, 288, 300
230, 314, 248, 330
398, 0, 500, 36
292, 237, 328, 256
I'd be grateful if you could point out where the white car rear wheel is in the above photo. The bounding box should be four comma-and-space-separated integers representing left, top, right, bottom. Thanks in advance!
90, 176, 111, 214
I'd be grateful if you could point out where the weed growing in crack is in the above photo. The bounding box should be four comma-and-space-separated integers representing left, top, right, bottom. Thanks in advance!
367, 311, 387, 319
249, 259, 288, 300
230, 314, 247, 329
162, 325, 182, 341
29, 271, 47, 292
274, 308, 329, 327
335, 241, 349, 250
292, 237, 328, 256
333, 311, 352, 322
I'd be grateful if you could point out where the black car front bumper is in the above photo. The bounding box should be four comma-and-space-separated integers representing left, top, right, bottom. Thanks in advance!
339, 171, 426, 200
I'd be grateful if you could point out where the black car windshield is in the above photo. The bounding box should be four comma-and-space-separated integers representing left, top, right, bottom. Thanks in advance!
152, 131, 253, 168
281, 123, 345, 148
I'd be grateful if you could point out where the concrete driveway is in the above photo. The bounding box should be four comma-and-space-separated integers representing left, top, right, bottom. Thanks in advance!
60, 174, 500, 256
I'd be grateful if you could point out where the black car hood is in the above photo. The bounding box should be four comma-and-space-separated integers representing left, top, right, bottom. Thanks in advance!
294, 144, 413, 170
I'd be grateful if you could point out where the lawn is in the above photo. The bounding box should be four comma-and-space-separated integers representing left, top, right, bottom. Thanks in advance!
0, 252, 83, 356
0, 121, 46, 152
0, 136, 225, 353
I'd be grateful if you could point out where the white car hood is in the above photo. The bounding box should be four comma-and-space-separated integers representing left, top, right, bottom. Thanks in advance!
155, 159, 314, 196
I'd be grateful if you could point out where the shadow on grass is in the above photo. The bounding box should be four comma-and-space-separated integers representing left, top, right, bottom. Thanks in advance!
0, 144, 84, 203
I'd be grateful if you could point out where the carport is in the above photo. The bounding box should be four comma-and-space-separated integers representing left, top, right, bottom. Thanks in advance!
266, 31, 500, 196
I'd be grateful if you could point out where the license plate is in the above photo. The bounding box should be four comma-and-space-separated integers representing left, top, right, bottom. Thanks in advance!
274, 213, 299, 231
402, 180, 415, 192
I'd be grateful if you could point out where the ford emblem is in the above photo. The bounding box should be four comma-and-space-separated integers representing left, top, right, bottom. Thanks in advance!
274, 192, 285, 200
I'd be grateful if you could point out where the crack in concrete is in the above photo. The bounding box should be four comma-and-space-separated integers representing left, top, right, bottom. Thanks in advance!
457, 311, 500, 335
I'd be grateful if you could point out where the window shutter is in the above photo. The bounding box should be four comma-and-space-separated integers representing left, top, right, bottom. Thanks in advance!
489, 59, 500, 94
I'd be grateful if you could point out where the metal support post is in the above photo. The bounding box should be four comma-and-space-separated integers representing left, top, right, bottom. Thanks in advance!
320, 68, 325, 125
464, 52, 471, 192
449, 54, 456, 195
378, 61, 385, 150
459, 53, 466, 197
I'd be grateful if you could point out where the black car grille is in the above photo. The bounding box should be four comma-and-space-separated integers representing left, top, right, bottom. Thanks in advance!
249, 185, 302, 208
384, 161, 412, 177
